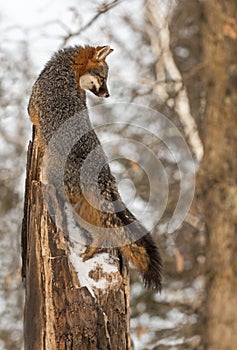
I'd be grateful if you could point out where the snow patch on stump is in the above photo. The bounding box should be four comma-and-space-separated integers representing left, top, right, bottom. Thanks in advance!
65, 203, 119, 297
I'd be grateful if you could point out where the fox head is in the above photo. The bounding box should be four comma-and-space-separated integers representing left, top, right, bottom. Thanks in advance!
79, 45, 113, 98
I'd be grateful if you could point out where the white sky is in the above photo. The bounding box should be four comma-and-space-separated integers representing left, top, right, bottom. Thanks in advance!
0, 0, 79, 27
0, 0, 76, 68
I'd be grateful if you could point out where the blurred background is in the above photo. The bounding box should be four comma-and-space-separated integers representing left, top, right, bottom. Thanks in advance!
0, 0, 237, 349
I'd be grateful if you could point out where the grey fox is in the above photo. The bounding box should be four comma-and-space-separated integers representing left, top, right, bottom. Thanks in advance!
28, 45, 162, 291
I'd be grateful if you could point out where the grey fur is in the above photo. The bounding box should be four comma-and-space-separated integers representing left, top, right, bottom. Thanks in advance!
28, 46, 162, 291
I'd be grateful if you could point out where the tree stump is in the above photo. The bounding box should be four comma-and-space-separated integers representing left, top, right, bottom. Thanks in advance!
22, 130, 131, 350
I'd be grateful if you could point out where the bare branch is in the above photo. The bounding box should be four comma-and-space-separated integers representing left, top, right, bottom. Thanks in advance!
62, 0, 123, 45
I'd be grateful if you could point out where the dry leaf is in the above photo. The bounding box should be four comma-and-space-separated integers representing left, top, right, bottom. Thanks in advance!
174, 247, 184, 273
135, 326, 148, 339
130, 160, 139, 172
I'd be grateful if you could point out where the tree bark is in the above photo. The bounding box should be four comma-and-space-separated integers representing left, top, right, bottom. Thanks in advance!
22, 130, 130, 350
170, 0, 237, 347
199, 1, 237, 349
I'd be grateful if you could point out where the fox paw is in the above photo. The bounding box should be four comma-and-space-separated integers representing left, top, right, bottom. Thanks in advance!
80, 246, 99, 261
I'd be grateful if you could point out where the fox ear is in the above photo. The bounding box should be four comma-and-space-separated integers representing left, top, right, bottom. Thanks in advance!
95, 45, 113, 61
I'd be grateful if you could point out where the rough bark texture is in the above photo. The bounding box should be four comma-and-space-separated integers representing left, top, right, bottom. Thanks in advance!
199, 1, 237, 349
22, 132, 130, 350
170, 0, 237, 347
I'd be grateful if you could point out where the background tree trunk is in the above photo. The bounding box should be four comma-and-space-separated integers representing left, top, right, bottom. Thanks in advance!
199, 1, 237, 348
170, 0, 237, 348
22, 131, 130, 350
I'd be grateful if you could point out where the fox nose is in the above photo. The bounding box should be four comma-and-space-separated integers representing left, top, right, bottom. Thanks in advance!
99, 91, 110, 98
98, 84, 110, 98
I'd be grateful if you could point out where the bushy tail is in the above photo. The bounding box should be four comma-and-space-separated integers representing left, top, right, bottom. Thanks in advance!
115, 204, 162, 291
120, 231, 162, 292
138, 233, 162, 291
